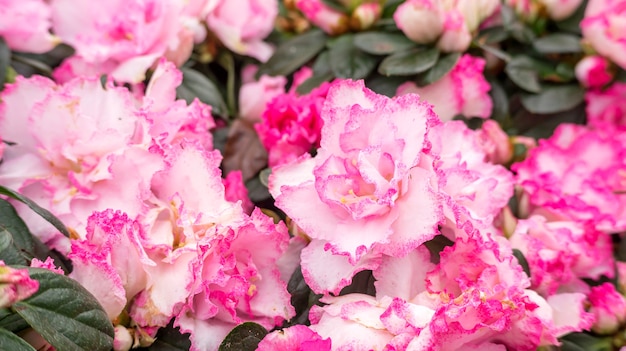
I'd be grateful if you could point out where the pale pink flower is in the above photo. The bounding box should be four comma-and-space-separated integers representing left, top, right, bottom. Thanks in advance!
256, 325, 331, 351
0, 0, 58, 53
581, 0, 626, 70
508, 215, 614, 296
575, 55, 613, 89
69, 210, 153, 321
255, 79, 329, 167
455, 0, 501, 32
585, 82, 626, 128
51, 0, 199, 82
436, 10, 472, 52
351, 2, 382, 30
397, 54, 493, 121
295, 0, 350, 35
476, 120, 513, 165
588, 283, 626, 334
239, 70, 287, 123
393, 0, 445, 44
269, 80, 443, 294
512, 123, 626, 232
0, 261, 39, 308
206, 0, 278, 62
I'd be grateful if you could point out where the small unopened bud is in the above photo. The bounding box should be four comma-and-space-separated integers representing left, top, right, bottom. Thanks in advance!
350, 2, 382, 31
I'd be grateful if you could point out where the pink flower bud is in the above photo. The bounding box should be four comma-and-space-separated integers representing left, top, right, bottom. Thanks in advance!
393, 0, 444, 44
296, 0, 350, 35
588, 283, 626, 334
0, 262, 39, 308
575, 55, 613, 89
436, 10, 472, 52
477, 120, 513, 165
350, 2, 382, 31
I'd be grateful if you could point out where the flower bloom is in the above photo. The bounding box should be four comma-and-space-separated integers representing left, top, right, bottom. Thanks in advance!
238, 66, 287, 123
585, 81, 626, 128
581, 0, 626, 70
512, 123, 626, 232
295, 0, 349, 35
575, 55, 613, 89
588, 283, 626, 334
0, 0, 58, 53
256, 325, 331, 351
206, 0, 278, 62
0, 262, 39, 308
396, 54, 493, 121
255, 73, 330, 167
269, 79, 443, 294
51, 0, 203, 82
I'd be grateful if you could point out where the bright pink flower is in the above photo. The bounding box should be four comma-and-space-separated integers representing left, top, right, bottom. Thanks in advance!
394, 0, 445, 44
397, 54, 493, 121
207, 0, 278, 62
269, 80, 442, 294
69, 210, 153, 320
51, 0, 199, 82
575, 55, 613, 89
255, 80, 329, 167
509, 215, 614, 296
581, 0, 626, 70
588, 283, 626, 334
223, 170, 254, 214
585, 82, 626, 128
256, 325, 331, 351
29, 257, 63, 274
512, 123, 626, 232
0, 262, 39, 308
0, 0, 58, 53
295, 0, 349, 35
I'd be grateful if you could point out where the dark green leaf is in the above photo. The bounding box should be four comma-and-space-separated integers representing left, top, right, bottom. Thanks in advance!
0, 311, 29, 333
177, 68, 227, 116
312, 51, 332, 75
246, 177, 271, 203
560, 333, 612, 351
555, 0, 588, 34
424, 235, 454, 264
487, 77, 509, 123
328, 35, 378, 79
509, 22, 536, 43
416, 52, 461, 86
505, 56, 542, 93
257, 29, 328, 77
512, 249, 531, 278
365, 74, 406, 97
0, 38, 10, 87
0, 327, 37, 351
139, 323, 191, 351
0, 230, 29, 265
533, 33, 581, 54
218, 322, 268, 351
0, 186, 69, 238
477, 26, 509, 44
560, 340, 587, 351
520, 85, 584, 114
0, 199, 34, 255
353, 32, 416, 55
378, 48, 439, 76
13, 268, 114, 351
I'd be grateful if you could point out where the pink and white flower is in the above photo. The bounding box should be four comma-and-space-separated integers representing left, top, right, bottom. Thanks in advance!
581, 0, 626, 70
585, 82, 626, 128
0, 0, 58, 53
397, 54, 493, 121
575, 55, 613, 89
0, 261, 39, 308
588, 283, 626, 334
295, 0, 349, 35
256, 325, 331, 351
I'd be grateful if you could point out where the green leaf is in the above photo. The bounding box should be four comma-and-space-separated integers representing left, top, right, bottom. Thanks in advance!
13, 268, 114, 351
177, 68, 227, 116
477, 26, 509, 44
295, 71, 334, 95
416, 52, 461, 86
366, 74, 407, 97
487, 77, 509, 123
328, 35, 378, 79
520, 85, 584, 114
0, 199, 34, 255
0, 38, 10, 87
379, 48, 439, 76
512, 249, 531, 278
257, 29, 328, 77
245, 177, 271, 203
555, 0, 587, 34
560, 333, 612, 351
353, 32, 416, 55
533, 33, 582, 54
139, 323, 191, 351
258, 168, 271, 188
218, 322, 268, 351
0, 327, 37, 351
505, 56, 542, 93
0, 186, 69, 238
0, 230, 29, 265
0, 311, 29, 333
